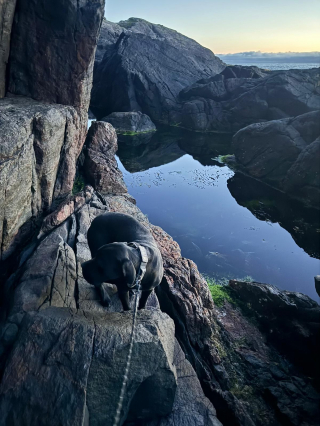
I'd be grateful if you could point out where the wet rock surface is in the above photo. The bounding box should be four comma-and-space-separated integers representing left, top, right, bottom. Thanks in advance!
90, 18, 225, 121
83, 121, 127, 194
102, 111, 156, 133
232, 110, 320, 208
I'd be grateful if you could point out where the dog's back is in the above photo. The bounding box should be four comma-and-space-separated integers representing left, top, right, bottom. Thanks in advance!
87, 213, 155, 257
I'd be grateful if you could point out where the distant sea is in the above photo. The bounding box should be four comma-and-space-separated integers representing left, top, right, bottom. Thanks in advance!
220, 59, 319, 71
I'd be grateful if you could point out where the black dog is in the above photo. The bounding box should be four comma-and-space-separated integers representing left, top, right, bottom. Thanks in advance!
81, 212, 163, 311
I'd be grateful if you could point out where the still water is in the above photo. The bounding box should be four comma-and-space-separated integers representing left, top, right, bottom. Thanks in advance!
219, 60, 320, 71
116, 127, 320, 301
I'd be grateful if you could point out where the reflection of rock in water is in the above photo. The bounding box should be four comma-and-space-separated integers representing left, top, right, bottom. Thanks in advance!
228, 172, 320, 258
117, 129, 185, 172
118, 131, 154, 146
117, 126, 233, 172
178, 131, 233, 166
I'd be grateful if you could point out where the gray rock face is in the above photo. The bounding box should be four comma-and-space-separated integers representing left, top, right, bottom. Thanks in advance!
90, 18, 225, 121
95, 19, 124, 64
0, 307, 177, 426
83, 121, 128, 194
0, 187, 226, 426
134, 341, 222, 426
102, 111, 156, 133
8, 0, 105, 110
0, 0, 17, 98
0, 96, 87, 261
173, 68, 320, 131
233, 110, 320, 207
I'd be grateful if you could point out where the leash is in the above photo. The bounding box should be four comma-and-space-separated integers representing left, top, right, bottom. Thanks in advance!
113, 243, 148, 426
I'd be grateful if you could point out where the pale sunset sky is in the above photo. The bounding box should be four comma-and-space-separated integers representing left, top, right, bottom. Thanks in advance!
105, 0, 320, 54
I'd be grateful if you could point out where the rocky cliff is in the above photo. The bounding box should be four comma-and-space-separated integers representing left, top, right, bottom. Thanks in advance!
91, 22, 320, 131
90, 18, 225, 121
0, 0, 105, 268
0, 5, 319, 426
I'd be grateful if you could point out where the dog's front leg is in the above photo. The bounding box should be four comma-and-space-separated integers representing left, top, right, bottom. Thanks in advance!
139, 290, 153, 310
119, 290, 131, 311
97, 283, 111, 307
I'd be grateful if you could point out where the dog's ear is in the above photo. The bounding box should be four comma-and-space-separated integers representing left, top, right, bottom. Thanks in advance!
122, 259, 136, 287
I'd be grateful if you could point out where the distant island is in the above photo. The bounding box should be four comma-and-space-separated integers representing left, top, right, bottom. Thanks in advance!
218, 51, 320, 63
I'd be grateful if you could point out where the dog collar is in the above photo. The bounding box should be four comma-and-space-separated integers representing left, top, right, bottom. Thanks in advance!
126, 242, 148, 289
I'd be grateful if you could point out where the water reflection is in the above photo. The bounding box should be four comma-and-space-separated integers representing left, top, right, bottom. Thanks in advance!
116, 127, 320, 301
228, 174, 320, 259
117, 126, 233, 171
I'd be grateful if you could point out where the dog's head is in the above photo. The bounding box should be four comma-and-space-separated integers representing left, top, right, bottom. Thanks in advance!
81, 243, 137, 289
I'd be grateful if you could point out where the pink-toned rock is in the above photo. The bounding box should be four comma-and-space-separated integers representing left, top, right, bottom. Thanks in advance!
84, 121, 127, 194
39, 186, 94, 237
8, 0, 105, 111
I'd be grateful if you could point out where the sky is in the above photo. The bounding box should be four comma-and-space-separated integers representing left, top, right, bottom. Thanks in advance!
105, 0, 320, 54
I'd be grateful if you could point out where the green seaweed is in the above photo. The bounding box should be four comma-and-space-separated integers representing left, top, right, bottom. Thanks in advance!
204, 275, 254, 307
205, 277, 233, 307
72, 175, 85, 194
220, 154, 234, 163
118, 129, 156, 136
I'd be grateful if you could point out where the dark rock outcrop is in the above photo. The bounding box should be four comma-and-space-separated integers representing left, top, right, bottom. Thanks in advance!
0, 0, 17, 98
90, 18, 225, 121
8, 0, 105, 110
228, 280, 320, 379
232, 110, 320, 207
102, 111, 156, 133
83, 121, 127, 194
173, 68, 320, 131
221, 65, 269, 79
92, 22, 320, 133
